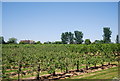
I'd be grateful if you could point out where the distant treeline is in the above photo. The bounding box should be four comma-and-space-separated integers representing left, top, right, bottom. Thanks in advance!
0, 27, 119, 44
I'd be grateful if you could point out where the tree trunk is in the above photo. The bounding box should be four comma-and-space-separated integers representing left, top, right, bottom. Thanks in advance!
37, 63, 40, 80
18, 63, 22, 81
76, 61, 79, 71
108, 62, 110, 65
52, 71, 56, 76
66, 67, 68, 73
94, 63, 96, 68
60, 65, 62, 73
86, 65, 88, 70
102, 63, 104, 66
18, 72, 20, 81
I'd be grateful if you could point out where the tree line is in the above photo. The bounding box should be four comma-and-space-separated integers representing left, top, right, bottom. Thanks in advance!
0, 27, 119, 44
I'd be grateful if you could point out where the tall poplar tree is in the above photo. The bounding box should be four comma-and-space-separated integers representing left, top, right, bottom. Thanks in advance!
103, 27, 112, 43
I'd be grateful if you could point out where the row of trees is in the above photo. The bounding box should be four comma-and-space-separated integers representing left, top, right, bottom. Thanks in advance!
0, 37, 63, 44
0, 37, 17, 44
61, 31, 91, 44
61, 31, 83, 44
0, 27, 119, 44
61, 27, 119, 44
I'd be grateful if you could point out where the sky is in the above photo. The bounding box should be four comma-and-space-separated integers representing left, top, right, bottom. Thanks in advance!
1, 0, 120, 2
2, 2, 118, 43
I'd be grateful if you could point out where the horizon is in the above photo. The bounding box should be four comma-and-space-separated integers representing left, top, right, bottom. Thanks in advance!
2, 2, 118, 43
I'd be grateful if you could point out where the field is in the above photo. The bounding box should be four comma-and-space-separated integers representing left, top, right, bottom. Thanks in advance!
2, 44, 120, 80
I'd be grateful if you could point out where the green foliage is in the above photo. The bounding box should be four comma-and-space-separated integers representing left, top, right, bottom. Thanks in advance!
0, 36, 5, 44
52, 41, 62, 44
7, 37, 17, 44
103, 27, 112, 43
68, 32, 74, 44
61, 32, 74, 44
44, 41, 51, 44
36, 41, 42, 44
2, 44, 119, 79
61, 32, 68, 44
85, 39, 91, 45
74, 31, 83, 44
93, 40, 104, 44
116, 35, 119, 43
61, 31, 84, 44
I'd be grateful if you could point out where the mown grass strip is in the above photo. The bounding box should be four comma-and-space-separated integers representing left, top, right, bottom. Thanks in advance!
69, 66, 118, 79
81, 68, 117, 79
97, 72, 117, 79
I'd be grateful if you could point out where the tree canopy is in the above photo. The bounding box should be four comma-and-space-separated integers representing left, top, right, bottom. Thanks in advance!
116, 35, 119, 43
74, 31, 83, 44
0, 36, 5, 44
61, 31, 83, 44
103, 27, 112, 43
61, 32, 74, 44
85, 39, 91, 45
7, 37, 17, 44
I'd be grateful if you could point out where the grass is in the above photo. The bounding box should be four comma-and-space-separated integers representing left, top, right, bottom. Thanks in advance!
68, 66, 118, 79
5, 68, 31, 73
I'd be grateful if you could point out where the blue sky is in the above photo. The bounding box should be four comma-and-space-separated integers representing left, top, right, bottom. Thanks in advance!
2, 2, 118, 43
2, 0, 120, 2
